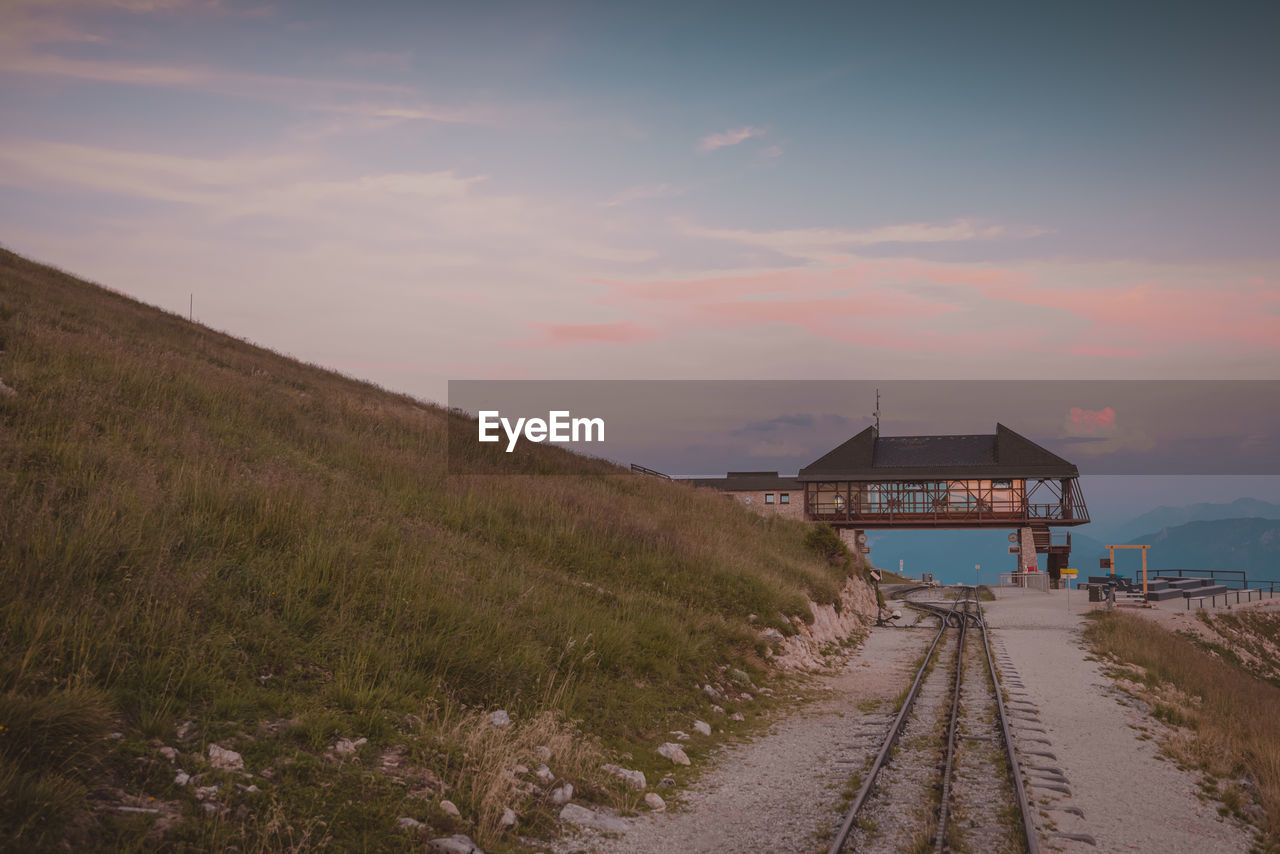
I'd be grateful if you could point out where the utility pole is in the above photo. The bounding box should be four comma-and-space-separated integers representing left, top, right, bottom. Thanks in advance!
873, 387, 881, 432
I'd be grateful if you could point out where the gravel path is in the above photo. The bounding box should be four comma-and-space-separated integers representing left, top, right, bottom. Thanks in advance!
982, 588, 1256, 853
555, 625, 934, 854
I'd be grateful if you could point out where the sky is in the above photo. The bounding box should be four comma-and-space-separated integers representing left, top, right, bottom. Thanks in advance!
2, 0, 1279, 515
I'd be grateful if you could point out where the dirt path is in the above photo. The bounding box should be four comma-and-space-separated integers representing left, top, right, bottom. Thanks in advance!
553, 624, 934, 854
982, 588, 1256, 853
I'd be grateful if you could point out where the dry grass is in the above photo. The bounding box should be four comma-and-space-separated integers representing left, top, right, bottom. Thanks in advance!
0, 247, 869, 850
1086, 611, 1280, 849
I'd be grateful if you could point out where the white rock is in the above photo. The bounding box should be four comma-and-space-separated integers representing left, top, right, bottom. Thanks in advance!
0, 380, 15, 398
334, 737, 367, 756
499, 807, 517, 829
194, 785, 219, 801
670, 730, 690, 741
397, 817, 424, 830
158, 746, 178, 762
645, 792, 666, 811
693, 720, 711, 736
761, 628, 785, 642
534, 745, 552, 762
729, 712, 745, 722
535, 764, 554, 783
559, 803, 628, 833
174, 771, 190, 786
207, 744, 243, 771
440, 799, 461, 818
489, 710, 510, 728
601, 764, 646, 790
429, 834, 484, 854
711, 705, 725, 715
657, 742, 690, 765
702, 684, 722, 700
512, 764, 528, 775
740, 693, 753, 702
551, 783, 574, 805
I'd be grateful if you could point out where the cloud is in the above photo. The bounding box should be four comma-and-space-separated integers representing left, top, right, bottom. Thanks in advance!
697, 126, 767, 152
1065, 406, 1117, 435
759, 145, 783, 159
676, 218, 1045, 260
600, 183, 685, 207
519, 321, 660, 347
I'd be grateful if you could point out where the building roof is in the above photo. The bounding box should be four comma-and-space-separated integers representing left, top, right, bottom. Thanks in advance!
687, 471, 802, 491
797, 423, 1078, 481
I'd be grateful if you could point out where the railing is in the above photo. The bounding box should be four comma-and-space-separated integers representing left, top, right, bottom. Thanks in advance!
629, 463, 670, 479
998, 572, 1050, 592
1185, 583, 1280, 610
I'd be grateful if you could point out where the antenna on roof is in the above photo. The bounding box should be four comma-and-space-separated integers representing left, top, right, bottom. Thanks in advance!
873, 387, 880, 432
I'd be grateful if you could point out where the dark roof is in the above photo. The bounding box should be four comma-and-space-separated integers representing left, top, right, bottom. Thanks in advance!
687, 471, 802, 492
798, 423, 1078, 481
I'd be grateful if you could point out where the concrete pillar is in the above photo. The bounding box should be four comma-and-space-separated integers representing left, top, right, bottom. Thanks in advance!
1018, 526, 1038, 572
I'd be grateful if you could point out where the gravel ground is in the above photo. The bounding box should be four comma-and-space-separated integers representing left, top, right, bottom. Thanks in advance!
982, 587, 1257, 853
552, 624, 934, 854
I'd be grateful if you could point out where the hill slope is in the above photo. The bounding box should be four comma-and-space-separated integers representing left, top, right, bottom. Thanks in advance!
0, 248, 873, 851
1099, 498, 1280, 543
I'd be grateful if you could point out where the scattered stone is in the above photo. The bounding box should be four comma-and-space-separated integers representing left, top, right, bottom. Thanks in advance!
711, 705, 724, 715
429, 834, 484, 854
194, 785, 220, 801
644, 792, 666, 811
175, 721, 196, 741
235, 783, 260, 794
499, 807, 517, 829
440, 799, 461, 818
397, 817, 424, 831
551, 783, 574, 805
534, 745, 552, 762
729, 712, 745, 722
761, 628, 785, 642
702, 684, 722, 700
108, 732, 124, 741
207, 744, 244, 771
658, 776, 676, 788
333, 737, 368, 756
740, 693, 753, 702
728, 668, 752, 686
559, 803, 628, 833
670, 730, 690, 741
201, 802, 219, 814
158, 746, 178, 763
512, 764, 528, 775
657, 743, 690, 765
601, 764, 646, 790
535, 764, 554, 784
489, 710, 510, 728
693, 720, 711, 736
747, 613, 758, 623
0, 380, 15, 398
174, 770, 190, 786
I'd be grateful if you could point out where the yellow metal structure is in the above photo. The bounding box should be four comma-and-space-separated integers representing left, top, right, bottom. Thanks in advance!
1106, 544, 1152, 598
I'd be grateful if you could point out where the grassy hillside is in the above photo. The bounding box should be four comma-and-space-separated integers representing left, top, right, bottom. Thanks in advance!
0, 248, 869, 851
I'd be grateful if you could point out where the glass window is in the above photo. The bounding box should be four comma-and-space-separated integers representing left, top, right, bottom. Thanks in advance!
780, 493, 790, 504
765, 493, 775, 504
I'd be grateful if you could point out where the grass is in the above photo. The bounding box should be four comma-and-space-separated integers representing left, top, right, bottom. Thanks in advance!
1085, 611, 1280, 849
0, 248, 871, 850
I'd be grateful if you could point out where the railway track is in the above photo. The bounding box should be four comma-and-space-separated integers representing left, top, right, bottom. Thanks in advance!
828, 587, 1039, 854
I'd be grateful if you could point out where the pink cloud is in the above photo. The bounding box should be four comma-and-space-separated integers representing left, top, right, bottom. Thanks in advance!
516, 321, 660, 348
1067, 406, 1116, 434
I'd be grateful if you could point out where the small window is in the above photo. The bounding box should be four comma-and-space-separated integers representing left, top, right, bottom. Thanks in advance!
993, 479, 1012, 489
780, 493, 790, 504
765, 493, 775, 504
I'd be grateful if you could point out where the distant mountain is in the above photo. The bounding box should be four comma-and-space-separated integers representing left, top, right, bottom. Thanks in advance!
1099, 498, 1280, 544
1126, 518, 1280, 580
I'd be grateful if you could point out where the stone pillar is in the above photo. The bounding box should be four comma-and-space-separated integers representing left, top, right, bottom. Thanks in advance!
1018, 526, 1038, 572
839, 528, 866, 559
